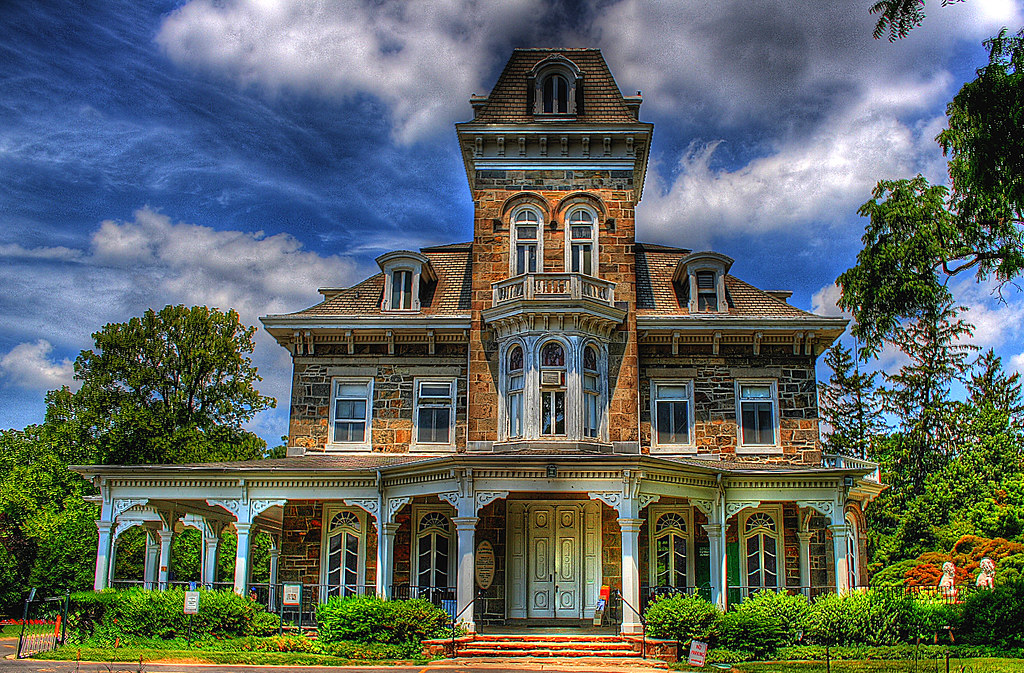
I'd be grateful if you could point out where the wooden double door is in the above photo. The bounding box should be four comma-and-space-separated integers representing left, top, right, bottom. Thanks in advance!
526, 504, 582, 618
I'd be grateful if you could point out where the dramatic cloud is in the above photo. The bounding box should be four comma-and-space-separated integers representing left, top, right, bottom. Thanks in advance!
0, 340, 75, 392
156, 0, 543, 143
811, 283, 847, 318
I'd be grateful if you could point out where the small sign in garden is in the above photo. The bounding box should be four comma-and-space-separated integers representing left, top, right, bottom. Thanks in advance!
283, 584, 302, 607
183, 591, 200, 615
688, 640, 707, 667
476, 541, 495, 589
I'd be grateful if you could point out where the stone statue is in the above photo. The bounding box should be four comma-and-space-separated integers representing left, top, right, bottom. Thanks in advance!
976, 557, 995, 589
939, 561, 957, 598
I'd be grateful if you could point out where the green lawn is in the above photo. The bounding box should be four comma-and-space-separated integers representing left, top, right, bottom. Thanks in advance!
0, 623, 26, 637
37, 645, 421, 666
674, 660, 1024, 673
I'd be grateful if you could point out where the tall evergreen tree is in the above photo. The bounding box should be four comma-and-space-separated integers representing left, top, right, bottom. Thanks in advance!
967, 349, 1024, 424
881, 296, 976, 494
819, 342, 885, 458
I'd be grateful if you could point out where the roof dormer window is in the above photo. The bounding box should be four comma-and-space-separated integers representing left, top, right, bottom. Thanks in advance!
377, 250, 436, 312
672, 251, 734, 314
529, 55, 582, 118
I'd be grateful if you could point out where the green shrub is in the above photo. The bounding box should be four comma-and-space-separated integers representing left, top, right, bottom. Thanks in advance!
705, 647, 755, 663
808, 590, 915, 646
644, 593, 721, 644
314, 639, 421, 660
236, 635, 314, 652
719, 590, 810, 659
959, 580, 1024, 648
315, 596, 450, 645
66, 588, 278, 641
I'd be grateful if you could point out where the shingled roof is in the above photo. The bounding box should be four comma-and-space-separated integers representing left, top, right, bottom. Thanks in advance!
285, 243, 472, 318
635, 242, 816, 318
473, 48, 638, 124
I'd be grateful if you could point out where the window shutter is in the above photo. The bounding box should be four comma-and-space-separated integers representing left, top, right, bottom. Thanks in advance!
575, 79, 584, 115
526, 76, 535, 115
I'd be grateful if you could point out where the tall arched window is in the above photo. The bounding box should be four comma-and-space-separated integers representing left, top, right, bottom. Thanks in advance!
543, 74, 569, 114
653, 512, 688, 588
846, 513, 860, 589
582, 344, 600, 438
512, 209, 540, 275
507, 345, 524, 439
325, 510, 362, 596
417, 511, 452, 592
567, 209, 597, 276
539, 342, 565, 436
743, 512, 779, 591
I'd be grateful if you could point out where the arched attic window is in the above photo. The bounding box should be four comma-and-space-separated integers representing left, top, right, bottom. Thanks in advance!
376, 251, 436, 312
672, 251, 733, 313
528, 55, 583, 118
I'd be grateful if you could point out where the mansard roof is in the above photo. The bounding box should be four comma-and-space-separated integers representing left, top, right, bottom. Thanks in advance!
472, 48, 638, 124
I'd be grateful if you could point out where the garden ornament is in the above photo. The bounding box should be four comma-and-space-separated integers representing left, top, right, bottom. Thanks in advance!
976, 557, 995, 589
939, 561, 957, 597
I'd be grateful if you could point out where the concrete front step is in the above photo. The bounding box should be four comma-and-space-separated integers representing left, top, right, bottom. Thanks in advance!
458, 634, 643, 658
442, 656, 670, 669
458, 648, 641, 657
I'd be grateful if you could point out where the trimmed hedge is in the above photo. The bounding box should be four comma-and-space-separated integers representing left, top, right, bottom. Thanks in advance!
67, 588, 278, 642
315, 596, 450, 646
645, 593, 721, 643
720, 590, 811, 658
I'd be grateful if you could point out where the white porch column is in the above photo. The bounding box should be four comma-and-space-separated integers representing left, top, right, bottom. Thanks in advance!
797, 531, 813, 597
157, 527, 173, 590
268, 538, 280, 587
93, 521, 113, 591
703, 524, 725, 610
201, 525, 220, 588
453, 516, 479, 633
618, 517, 644, 635
233, 522, 253, 595
377, 522, 399, 599
830, 523, 851, 594
143, 530, 160, 590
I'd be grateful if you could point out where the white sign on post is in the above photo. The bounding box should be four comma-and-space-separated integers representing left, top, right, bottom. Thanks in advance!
283, 584, 302, 607
687, 640, 708, 667
183, 591, 200, 615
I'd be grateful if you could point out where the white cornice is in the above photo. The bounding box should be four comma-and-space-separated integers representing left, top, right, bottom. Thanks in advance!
637, 316, 847, 331
261, 316, 471, 331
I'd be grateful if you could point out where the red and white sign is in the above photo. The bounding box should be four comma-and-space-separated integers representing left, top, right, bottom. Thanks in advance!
687, 640, 708, 667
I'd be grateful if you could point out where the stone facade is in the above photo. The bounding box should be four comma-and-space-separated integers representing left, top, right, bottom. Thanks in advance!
288, 347, 467, 453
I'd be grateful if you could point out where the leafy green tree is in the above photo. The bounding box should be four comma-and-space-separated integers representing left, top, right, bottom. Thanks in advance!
967, 349, 1024, 423
819, 342, 886, 458
48, 305, 276, 465
839, 30, 1024, 352
870, 0, 964, 42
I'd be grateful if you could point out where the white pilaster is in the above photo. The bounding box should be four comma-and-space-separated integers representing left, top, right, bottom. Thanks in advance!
143, 530, 159, 590
797, 531, 813, 597
201, 523, 221, 588
377, 522, 399, 598
702, 523, 726, 609
93, 521, 113, 591
830, 523, 851, 593
618, 517, 644, 635
453, 516, 479, 633
233, 522, 253, 595
157, 527, 173, 590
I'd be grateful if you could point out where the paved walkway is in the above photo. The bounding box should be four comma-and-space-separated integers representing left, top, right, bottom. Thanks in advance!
0, 659, 669, 673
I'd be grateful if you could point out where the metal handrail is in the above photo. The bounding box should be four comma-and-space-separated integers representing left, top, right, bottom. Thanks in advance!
612, 589, 645, 659
450, 590, 485, 655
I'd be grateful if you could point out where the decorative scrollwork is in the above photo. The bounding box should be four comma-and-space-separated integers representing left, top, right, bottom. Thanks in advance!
112, 520, 138, 541
206, 499, 243, 518
638, 493, 660, 511
437, 492, 460, 509
725, 500, 761, 518
588, 491, 622, 513
797, 500, 835, 518
111, 498, 148, 519
386, 497, 411, 523
475, 491, 509, 512
343, 498, 380, 522
250, 499, 287, 519
691, 500, 716, 518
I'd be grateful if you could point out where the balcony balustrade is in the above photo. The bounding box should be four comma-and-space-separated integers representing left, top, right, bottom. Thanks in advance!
492, 273, 616, 307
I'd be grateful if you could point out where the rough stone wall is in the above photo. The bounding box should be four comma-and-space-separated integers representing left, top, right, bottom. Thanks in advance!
468, 169, 639, 446
288, 345, 467, 453
808, 513, 832, 589
783, 503, 801, 588
600, 501, 622, 608
639, 345, 821, 464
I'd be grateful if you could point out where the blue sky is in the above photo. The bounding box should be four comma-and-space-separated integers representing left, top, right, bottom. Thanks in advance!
1, 0, 1022, 446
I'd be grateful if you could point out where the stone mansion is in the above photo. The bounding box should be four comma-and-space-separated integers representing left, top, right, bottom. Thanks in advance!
79, 49, 883, 634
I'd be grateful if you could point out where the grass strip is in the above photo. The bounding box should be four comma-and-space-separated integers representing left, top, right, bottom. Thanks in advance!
36, 645, 420, 666
674, 659, 1024, 672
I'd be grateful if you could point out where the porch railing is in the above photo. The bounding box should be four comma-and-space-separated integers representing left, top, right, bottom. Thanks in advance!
822, 453, 881, 483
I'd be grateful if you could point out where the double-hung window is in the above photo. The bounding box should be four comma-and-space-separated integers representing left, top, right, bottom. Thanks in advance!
513, 210, 540, 275
415, 380, 455, 446
743, 511, 780, 592
652, 381, 692, 448
582, 344, 600, 438
652, 511, 689, 588
539, 342, 566, 436
567, 209, 596, 276
331, 379, 372, 446
737, 381, 777, 447
391, 269, 414, 310
323, 509, 363, 597
507, 346, 524, 439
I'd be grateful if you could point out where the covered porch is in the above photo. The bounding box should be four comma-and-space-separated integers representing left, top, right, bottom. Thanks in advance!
77, 453, 882, 633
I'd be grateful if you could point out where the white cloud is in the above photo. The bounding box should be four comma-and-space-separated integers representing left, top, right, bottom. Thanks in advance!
1011, 352, 1024, 376
0, 340, 75, 392
155, 0, 542, 143
811, 282, 847, 318
953, 277, 1024, 353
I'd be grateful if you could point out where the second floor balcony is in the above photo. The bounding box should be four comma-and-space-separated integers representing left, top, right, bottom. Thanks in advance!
484, 273, 625, 337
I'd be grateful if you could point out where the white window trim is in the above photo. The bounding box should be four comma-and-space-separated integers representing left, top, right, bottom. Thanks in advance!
734, 379, 781, 453
686, 264, 728, 313
320, 505, 367, 596
510, 206, 544, 275
412, 378, 457, 451
846, 512, 860, 588
650, 380, 696, 453
533, 67, 578, 117
564, 207, 599, 277
328, 377, 374, 451
411, 505, 456, 590
740, 505, 783, 592
381, 264, 421, 312
648, 505, 694, 588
